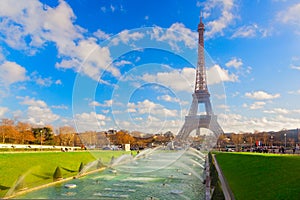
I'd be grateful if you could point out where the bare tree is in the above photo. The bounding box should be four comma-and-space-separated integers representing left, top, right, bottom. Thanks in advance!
231, 133, 243, 151
58, 126, 76, 146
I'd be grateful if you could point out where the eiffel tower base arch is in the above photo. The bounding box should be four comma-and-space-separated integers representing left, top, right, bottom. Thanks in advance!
177, 115, 224, 141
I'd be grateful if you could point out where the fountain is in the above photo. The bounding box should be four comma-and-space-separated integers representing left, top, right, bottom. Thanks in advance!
14, 147, 207, 199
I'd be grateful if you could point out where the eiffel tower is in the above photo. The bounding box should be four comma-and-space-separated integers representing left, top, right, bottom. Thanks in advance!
177, 16, 224, 141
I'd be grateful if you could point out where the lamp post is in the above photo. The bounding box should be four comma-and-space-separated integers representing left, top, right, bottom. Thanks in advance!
284, 133, 287, 148
270, 135, 273, 147
40, 129, 43, 149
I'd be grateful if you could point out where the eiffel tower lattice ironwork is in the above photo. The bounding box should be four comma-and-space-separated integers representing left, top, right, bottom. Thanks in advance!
177, 16, 224, 141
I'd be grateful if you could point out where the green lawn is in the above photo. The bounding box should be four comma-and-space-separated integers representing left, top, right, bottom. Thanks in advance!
0, 150, 130, 197
215, 152, 300, 200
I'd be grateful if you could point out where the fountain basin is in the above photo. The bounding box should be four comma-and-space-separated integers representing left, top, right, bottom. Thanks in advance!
16, 148, 206, 199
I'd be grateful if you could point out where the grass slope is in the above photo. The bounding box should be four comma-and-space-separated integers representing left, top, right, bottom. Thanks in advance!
215, 153, 300, 200
0, 151, 129, 197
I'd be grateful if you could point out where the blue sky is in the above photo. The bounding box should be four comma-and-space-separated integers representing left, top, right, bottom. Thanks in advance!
0, 0, 300, 134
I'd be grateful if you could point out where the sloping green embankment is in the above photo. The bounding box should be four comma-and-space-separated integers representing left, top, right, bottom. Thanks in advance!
215, 152, 300, 200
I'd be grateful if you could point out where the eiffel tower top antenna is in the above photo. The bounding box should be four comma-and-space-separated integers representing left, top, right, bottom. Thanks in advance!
200, 10, 203, 21
195, 10, 208, 93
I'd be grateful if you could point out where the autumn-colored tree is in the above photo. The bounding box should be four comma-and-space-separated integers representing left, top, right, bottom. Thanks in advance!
16, 122, 35, 144
0, 119, 19, 143
115, 131, 135, 145
231, 133, 244, 151
73, 133, 82, 147
78, 131, 109, 148
59, 126, 76, 134
217, 133, 227, 147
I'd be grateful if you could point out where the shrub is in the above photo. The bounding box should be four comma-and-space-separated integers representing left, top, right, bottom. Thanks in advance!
78, 162, 84, 173
53, 167, 63, 181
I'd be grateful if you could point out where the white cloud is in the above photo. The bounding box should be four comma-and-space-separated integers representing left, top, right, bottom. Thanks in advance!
214, 94, 226, 99
0, 61, 28, 85
203, 0, 236, 38
102, 110, 110, 114
277, 3, 300, 25
103, 100, 113, 107
127, 99, 178, 117
100, 6, 106, 13
51, 104, 68, 110
249, 101, 266, 110
55, 38, 118, 80
288, 89, 300, 95
89, 99, 113, 107
232, 24, 257, 38
30, 72, 62, 87
111, 30, 144, 46
157, 95, 180, 103
264, 108, 300, 115
55, 80, 62, 85
89, 101, 101, 107
0, 1, 117, 81
0, 47, 5, 61
290, 65, 300, 70
219, 112, 300, 133
225, 58, 243, 69
110, 4, 115, 12
35, 77, 53, 87
0, 0, 83, 52
27, 106, 59, 125
93, 29, 110, 40
127, 107, 137, 113
18, 96, 47, 108
100, 4, 122, 13
134, 117, 143, 121
264, 108, 289, 114
231, 24, 270, 38
114, 60, 132, 67
117, 117, 183, 135
139, 65, 237, 93
140, 67, 194, 92
16, 96, 59, 125
217, 104, 230, 111
74, 111, 106, 132
0, 107, 8, 118
245, 91, 280, 100
207, 64, 238, 85
150, 23, 197, 51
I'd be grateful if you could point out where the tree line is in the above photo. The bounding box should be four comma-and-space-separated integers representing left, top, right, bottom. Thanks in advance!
0, 118, 82, 146
218, 129, 300, 149
0, 118, 175, 149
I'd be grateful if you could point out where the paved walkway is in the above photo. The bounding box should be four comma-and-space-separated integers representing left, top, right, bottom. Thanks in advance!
212, 154, 235, 200
205, 158, 210, 200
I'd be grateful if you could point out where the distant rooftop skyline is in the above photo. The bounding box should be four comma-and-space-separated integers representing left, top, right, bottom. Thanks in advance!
0, 0, 300, 134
